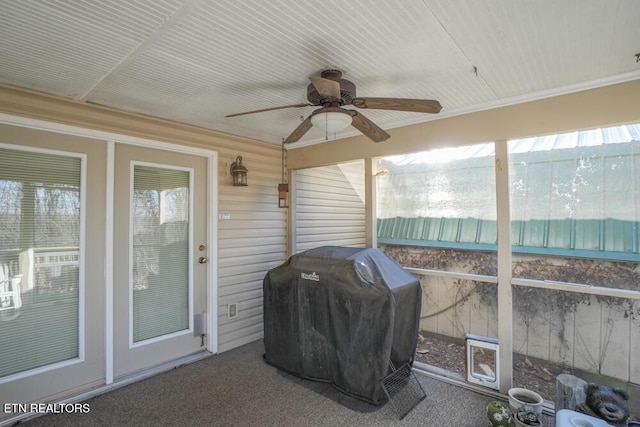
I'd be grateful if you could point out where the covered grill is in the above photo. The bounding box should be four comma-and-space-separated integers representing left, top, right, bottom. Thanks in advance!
263, 246, 422, 404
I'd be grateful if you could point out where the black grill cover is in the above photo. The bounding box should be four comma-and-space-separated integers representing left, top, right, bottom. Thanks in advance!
263, 246, 422, 404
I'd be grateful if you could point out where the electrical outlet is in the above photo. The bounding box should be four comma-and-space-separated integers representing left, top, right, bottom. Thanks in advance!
227, 303, 238, 319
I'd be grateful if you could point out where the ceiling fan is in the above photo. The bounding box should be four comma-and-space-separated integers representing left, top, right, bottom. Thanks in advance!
226, 69, 442, 144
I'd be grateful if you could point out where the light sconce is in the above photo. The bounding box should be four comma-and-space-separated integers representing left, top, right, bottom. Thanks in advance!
230, 155, 248, 186
310, 108, 352, 133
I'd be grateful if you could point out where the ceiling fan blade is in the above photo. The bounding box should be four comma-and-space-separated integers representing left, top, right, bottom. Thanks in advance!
309, 75, 341, 99
352, 97, 442, 114
225, 103, 312, 118
349, 111, 390, 143
284, 115, 313, 144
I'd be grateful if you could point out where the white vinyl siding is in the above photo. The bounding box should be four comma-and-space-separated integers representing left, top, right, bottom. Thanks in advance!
217, 144, 287, 352
294, 161, 366, 253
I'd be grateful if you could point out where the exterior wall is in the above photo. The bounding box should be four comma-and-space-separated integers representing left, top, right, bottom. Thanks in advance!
0, 86, 287, 356
217, 144, 287, 352
293, 161, 365, 253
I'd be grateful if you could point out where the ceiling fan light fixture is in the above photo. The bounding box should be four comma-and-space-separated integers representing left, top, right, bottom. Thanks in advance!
311, 110, 352, 133
227, 69, 441, 144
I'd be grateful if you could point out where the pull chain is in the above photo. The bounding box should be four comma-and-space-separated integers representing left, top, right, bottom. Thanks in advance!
281, 138, 286, 183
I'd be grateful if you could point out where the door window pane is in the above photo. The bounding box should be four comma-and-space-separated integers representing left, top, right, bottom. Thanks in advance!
0, 147, 81, 378
132, 165, 190, 343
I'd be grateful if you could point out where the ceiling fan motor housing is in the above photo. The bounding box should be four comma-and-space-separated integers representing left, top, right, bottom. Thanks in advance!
307, 69, 356, 106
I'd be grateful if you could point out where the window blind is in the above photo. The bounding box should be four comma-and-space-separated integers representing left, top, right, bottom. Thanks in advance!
131, 165, 190, 343
0, 147, 81, 378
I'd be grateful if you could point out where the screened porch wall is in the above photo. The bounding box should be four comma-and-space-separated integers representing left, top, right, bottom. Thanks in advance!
382, 244, 640, 404
374, 128, 640, 404
414, 260, 640, 386
417, 274, 498, 342
377, 136, 640, 262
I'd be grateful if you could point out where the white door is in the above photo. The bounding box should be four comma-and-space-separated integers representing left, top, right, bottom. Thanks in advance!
113, 144, 208, 378
0, 125, 106, 410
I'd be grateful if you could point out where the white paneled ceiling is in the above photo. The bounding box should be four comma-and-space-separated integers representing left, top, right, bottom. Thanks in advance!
1, 0, 639, 146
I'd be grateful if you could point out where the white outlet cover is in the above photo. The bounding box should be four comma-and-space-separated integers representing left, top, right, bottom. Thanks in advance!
228, 303, 238, 318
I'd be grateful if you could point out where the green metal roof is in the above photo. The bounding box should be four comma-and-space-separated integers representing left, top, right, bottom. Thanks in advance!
377, 217, 639, 261
376, 124, 640, 261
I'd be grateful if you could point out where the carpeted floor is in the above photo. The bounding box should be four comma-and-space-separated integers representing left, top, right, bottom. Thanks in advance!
22, 340, 554, 426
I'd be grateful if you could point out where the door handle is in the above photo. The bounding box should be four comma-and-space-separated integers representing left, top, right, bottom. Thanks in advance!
198, 257, 208, 264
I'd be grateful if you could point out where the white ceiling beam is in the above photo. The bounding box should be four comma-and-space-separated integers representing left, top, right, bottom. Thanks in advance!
77, 0, 207, 102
